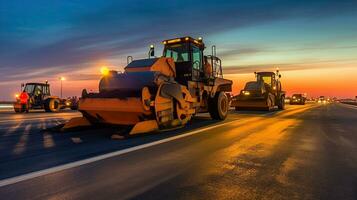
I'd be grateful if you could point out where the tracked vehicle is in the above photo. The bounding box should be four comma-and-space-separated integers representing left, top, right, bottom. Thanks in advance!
64, 37, 232, 134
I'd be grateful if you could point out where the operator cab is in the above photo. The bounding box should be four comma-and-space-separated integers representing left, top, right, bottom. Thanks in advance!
163, 37, 222, 85
256, 72, 275, 87
23, 83, 51, 106
256, 71, 282, 93
23, 83, 50, 96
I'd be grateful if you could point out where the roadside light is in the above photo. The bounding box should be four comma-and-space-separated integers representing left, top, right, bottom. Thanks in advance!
59, 77, 66, 99
185, 37, 189, 41
150, 44, 154, 49
198, 37, 202, 41
100, 66, 110, 76
15, 94, 19, 99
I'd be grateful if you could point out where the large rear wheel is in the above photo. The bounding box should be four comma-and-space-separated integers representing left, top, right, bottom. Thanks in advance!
209, 91, 229, 120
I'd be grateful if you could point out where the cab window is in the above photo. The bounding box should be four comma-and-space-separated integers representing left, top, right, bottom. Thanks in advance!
192, 46, 202, 71
24, 84, 35, 94
43, 85, 50, 95
261, 76, 272, 86
34, 85, 42, 96
164, 44, 189, 62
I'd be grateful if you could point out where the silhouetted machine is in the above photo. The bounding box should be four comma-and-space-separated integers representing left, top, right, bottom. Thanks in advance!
231, 71, 285, 111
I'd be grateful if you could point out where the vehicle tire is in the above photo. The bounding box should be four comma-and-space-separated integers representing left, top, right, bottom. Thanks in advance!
15, 104, 28, 113
44, 98, 60, 112
278, 96, 285, 110
209, 91, 229, 120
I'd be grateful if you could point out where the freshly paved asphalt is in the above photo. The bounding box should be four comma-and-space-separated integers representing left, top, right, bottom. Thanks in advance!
0, 103, 356, 200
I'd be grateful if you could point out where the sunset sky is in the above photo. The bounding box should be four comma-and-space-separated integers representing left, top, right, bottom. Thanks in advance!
0, 0, 357, 101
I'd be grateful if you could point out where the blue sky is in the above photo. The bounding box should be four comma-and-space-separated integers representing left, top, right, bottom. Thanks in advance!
0, 0, 357, 100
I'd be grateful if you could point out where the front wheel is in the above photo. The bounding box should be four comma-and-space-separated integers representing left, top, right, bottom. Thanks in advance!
209, 92, 229, 120
44, 98, 61, 112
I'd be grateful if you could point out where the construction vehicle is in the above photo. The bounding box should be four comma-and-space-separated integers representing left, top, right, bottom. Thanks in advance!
64, 36, 232, 135
14, 82, 75, 113
290, 94, 306, 105
231, 70, 285, 111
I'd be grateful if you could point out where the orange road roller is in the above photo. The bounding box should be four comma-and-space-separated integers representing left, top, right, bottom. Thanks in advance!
64, 37, 233, 135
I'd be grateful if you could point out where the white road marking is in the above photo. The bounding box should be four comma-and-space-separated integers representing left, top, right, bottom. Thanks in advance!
0, 120, 239, 187
12, 125, 32, 155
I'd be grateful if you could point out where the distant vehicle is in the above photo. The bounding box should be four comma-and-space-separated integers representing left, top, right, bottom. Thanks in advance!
290, 94, 306, 105
14, 82, 78, 113
317, 96, 328, 104
231, 70, 285, 111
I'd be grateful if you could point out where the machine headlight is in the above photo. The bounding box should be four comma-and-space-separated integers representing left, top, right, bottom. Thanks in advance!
100, 67, 110, 76
242, 91, 250, 95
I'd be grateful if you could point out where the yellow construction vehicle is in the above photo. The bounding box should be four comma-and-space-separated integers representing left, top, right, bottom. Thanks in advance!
64, 37, 232, 135
231, 71, 285, 111
13, 82, 76, 113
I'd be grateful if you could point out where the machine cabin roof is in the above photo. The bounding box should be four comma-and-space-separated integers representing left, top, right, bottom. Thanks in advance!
163, 37, 205, 49
26, 83, 49, 86
256, 72, 276, 76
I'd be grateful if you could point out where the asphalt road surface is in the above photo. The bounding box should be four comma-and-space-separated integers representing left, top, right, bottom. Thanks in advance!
0, 103, 356, 200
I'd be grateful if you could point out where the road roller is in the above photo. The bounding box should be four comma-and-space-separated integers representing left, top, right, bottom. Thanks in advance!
64, 36, 232, 135
231, 71, 285, 111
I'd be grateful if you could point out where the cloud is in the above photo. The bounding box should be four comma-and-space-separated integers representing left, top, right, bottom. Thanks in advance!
0, 0, 357, 100
2, 0, 356, 71
223, 58, 357, 74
